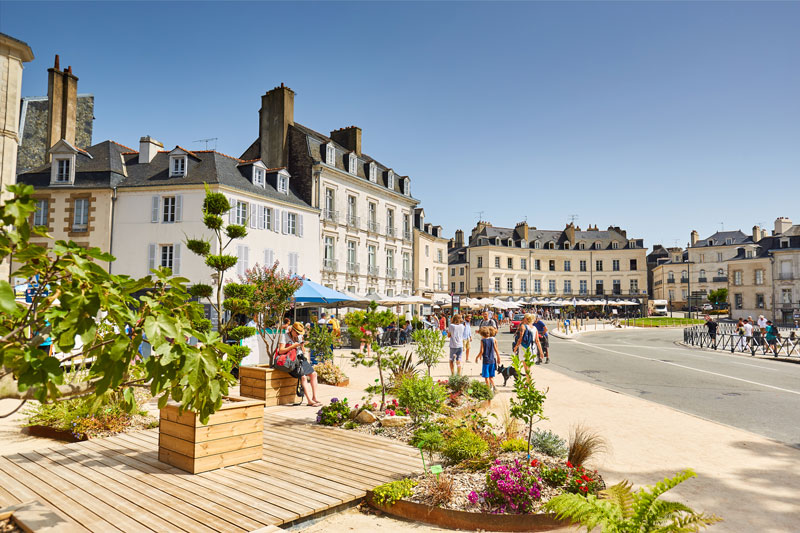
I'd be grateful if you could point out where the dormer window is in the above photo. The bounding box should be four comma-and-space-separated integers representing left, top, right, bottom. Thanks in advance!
387, 170, 395, 189
348, 153, 358, 175
725, 238, 733, 245
628, 240, 636, 248
595, 241, 602, 249
708, 240, 713, 246
546, 242, 555, 250
278, 175, 289, 194
368, 162, 376, 182
48, 140, 80, 185
253, 168, 265, 187
170, 155, 187, 177
564, 242, 570, 250
612, 241, 619, 249
325, 143, 336, 165
533, 241, 540, 249
403, 178, 410, 196
578, 242, 585, 250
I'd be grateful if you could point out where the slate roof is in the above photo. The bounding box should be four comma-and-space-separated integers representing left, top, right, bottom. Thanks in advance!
448, 246, 468, 265
469, 224, 644, 250
692, 230, 753, 247
17, 141, 310, 208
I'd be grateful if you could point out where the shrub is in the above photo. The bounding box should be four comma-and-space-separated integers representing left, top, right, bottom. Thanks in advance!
314, 360, 348, 385
447, 373, 471, 393
564, 462, 603, 495
343, 420, 357, 430
412, 328, 447, 375
395, 375, 447, 423
389, 351, 422, 387
469, 458, 542, 514
372, 478, 418, 507
24, 395, 148, 440
530, 428, 568, 458
500, 438, 528, 453
568, 424, 607, 467
305, 324, 340, 362
537, 462, 569, 487
442, 428, 489, 463
467, 380, 494, 401
315, 397, 351, 426
411, 427, 445, 462
509, 350, 547, 457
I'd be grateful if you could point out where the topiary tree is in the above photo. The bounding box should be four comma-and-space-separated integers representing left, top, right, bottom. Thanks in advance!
347, 302, 399, 410
412, 328, 447, 376
0, 184, 234, 423
510, 347, 548, 458
544, 469, 722, 532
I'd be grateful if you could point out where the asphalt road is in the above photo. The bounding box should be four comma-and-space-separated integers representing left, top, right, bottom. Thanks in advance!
496, 327, 800, 448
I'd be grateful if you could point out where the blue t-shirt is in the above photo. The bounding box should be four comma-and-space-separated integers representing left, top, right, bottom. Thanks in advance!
534, 320, 548, 337
481, 337, 496, 365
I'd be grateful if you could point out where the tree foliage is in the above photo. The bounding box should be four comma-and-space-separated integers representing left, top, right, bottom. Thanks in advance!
0, 184, 235, 423
706, 289, 728, 307
347, 302, 400, 410
412, 328, 447, 375
509, 347, 548, 458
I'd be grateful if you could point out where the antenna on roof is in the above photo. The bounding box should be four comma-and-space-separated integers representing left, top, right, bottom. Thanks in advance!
476, 211, 484, 221
568, 214, 578, 224
719, 222, 724, 232
193, 137, 218, 150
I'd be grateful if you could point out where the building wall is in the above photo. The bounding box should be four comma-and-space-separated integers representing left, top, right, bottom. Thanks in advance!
728, 257, 772, 319
651, 263, 690, 307
771, 249, 800, 324
413, 229, 448, 296
316, 164, 415, 295
448, 262, 468, 295
687, 244, 747, 296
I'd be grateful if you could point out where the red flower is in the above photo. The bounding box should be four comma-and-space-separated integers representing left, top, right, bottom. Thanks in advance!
566, 461, 574, 469
581, 475, 590, 482
531, 459, 539, 467
580, 486, 588, 493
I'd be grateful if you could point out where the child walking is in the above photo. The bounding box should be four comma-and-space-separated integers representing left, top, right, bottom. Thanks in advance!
477, 326, 500, 392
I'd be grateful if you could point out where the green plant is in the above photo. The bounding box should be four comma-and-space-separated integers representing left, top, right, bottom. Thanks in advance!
343, 420, 357, 430
348, 302, 400, 410
389, 350, 423, 387
447, 373, 471, 393
395, 375, 447, 423
467, 380, 494, 401
564, 462, 603, 495
313, 360, 348, 385
315, 397, 351, 426
500, 403, 523, 440
530, 428, 568, 458
412, 328, 447, 375
454, 407, 497, 436
442, 428, 489, 463
568, 424, 608, 467
305, 324, 339, 362
429, 474, 455, 506
544, 469, 722, 532
538, 463, 569, 487
411, 427, 445, 462
509, 349, 548, 458
500, 438, 528, 453
372, 478, 418, 507
470, 458, 542, 514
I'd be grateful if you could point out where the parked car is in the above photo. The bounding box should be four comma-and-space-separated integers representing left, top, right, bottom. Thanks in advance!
509, 313, 525, 333
701, 303, 713, 311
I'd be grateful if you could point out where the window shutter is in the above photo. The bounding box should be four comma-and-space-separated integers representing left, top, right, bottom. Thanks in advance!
272, 209, 279, 232
258, 205, 265, 229
173, 243, 181, 275
228, 197, 236, 224
148, 243, 156, 272
243, 246, 249, 273
294, 253, 300, 276
175, 195, 183, 222
151, 197, 159, 223
250, 203, 257, 228
298, 214, 304, 237
281, 211, 288, 235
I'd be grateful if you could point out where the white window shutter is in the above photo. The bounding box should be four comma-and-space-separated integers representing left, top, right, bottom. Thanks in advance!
236, 245, 244, 277
243, 246, 249, 274
175, 195, 183, 222
281, 210, 288, 235
272, 209, 279, 232
298, 214, 304, 237
173, 243, 181, 275
228, 197, 235, 224
294, 253, 300, 276
258, 205, 265, 229
148, 243, 156, 272
249, 203, 257, 228
151, 197, 159, 223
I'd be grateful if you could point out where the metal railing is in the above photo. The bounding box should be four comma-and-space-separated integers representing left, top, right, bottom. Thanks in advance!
367, 221, 381, 234
323, 209, 338, 223
403, 230, 412, 241
346, 215, 360, 229
683, 324, 799, 356
667, 279, 675, 284
402, 270, 413, 281
386, 226, 396, 238
779, 273, 795, 280
323, 258, 338, 271
713, 276, 728, 282
346, 262, 360, 275
368, 265, 380, 277
698, 277, 708, 283
386, 268, 397, 279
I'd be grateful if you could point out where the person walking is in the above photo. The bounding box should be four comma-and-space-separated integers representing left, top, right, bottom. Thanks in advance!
743, 318, 755, 355
479, 310, 498, 330
765, 320, 781, 357
513, 313, 543, 367
447, 314, 465, 375
533, 314, 550, 364
704, 314, 718, 349
733, 318, 745, 353
462, 315, 473, 363
476, 326, 500, 393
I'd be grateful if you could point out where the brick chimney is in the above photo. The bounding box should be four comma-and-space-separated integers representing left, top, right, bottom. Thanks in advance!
455, 229, 464, 248
139, 136, 163, 164
259, 83, 295, 168
690, 230, 699, 246
515, 221, 530, 242
46, 55, 78, 157
774, 217, 792, 236
752, 225, 761, 243
330, 126, 361, 155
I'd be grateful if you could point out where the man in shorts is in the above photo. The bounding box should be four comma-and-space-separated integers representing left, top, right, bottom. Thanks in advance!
447, 314, 465, 375
533, 314, 549, 364
704, 315, 718, 349
765, 320, 781, 356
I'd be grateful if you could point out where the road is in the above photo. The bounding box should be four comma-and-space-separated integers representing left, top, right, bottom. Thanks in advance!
496, 327, 800, 448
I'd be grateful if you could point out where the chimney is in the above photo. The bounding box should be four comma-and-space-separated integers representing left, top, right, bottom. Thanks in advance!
259, 83, 295, 168
774, 217, 792, 236
515, 221, 529, 242
690, 230, 699, 246
139, 136, 163, 164
46, 55, 79, 157
455, 229, 464, 248
330, 126, 362, 156
752, 225, 761, 242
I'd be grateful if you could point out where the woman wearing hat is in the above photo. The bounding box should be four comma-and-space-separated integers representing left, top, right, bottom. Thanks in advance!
276, 322, 322, 407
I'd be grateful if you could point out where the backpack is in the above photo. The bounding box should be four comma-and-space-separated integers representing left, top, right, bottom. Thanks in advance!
521, 325, 534, 348
274, 346, 300, 374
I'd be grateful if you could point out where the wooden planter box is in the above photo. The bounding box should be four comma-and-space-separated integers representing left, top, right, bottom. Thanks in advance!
158, 395, 265, 474
239, 365, 297, 406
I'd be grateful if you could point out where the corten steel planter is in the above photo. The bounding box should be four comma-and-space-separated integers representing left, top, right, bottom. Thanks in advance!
238, 365, 297, 406
366, 492, 567, 532
158, 395, 265, 474
24, 425, 88, 443
0, 501, 81, 532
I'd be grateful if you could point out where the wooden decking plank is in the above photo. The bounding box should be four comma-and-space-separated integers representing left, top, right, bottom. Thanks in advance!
15, 450, 152, 533
0, 468, 37, 505
92, 434, 301, 523
36, 447, 181, 533
0, 456, 109, 533
0, 482, 21, 506
82, 439, 276, 531
48, 446, 220, 533
70, 441, 249, 533
249, 453, 368, 495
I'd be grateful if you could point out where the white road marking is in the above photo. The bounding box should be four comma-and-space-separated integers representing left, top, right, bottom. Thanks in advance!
570, 339, 800, 396
592, 343, 781, 371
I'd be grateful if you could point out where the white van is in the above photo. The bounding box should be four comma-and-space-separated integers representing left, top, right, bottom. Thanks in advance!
652, 300, 668, 316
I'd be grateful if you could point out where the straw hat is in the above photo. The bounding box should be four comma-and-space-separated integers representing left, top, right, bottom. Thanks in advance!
291, 322, 305, 335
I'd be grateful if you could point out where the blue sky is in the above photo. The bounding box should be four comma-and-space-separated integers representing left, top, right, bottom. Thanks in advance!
3, 1, 799, 249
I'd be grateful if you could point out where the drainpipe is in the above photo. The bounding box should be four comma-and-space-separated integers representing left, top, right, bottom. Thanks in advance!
108, 186, 117, 273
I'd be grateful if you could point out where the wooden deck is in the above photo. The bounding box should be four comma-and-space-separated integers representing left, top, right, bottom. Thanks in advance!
0, 412, 424, 532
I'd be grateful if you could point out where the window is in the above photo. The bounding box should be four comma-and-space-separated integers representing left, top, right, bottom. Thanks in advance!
386, 248, 395, 271
630, 259, 637, 271
699, 269, 706, 280
630, 279, 639, 293
520, 279, 527, 293
403, 252, 410, 275
368, 203, 377, 225
387, 170, 395, 189
56, 159, 71, 182
534, 279, 541, 294
595, 280, 604, 295
278, 176, 289, 194
425, 245, 430, 258
507, 257, 513, 269
477, 256, 483, 268
682, 289, 689, 300
459, 281, 465, 292
755, 270, 764, 285
451, 282, 456, 293
236, 201, 248, 225
717, 252, 723, 262
733, 271, 742, 286
520, 258, 527, 270
700, 254, 704, 262
368, 245, 376, 268
534, 259, 541, 271
369, 163, 377, 182
578, 242, 585, 250
746, 250, 753, 259
460, 267, 464, 275
324, 188, 335, 217
564, 280, 572, 294
563, 242, 570, 250
451, 267, 456, 276
612, 280, 621, 295
348, 153, 358, 175
546, 242, 555, 249
263, 248, 275, 267
549, 260, 555, 271
286, 212, 297, 235
72, 198, 89, 231
734, 293, 743, 309
170, 156, 186, 177
507, 278, 513, 292
494, 277, 501, 292
163, 196, 176, 223
533, 241, 540, 249
612, 242, 619, 249
725, 238, 733, 245
668, 272, 675, 281
326, 143, 335, 165
324, 236, 335, 266
403, 179, 409, 196
437, 249, 443, 263
288, 252, 299, 276
681, 270, 688, 281
612, 259, 620, 271
264, 207, 273, 230
668, 289, 674, 301
477, 277, 483, 291
564, 260, 571, 272
33, 199, 48, 226
782, 288, 792, 304
495, 256, 500, 268
161, 244, 175, 270
386, 209, 394, 235
347, 241, 356, 267
756, 294, 765, 309
595, 260, 603, 272
548, 280, 556, 294
780, 239, 789, 249
579, 280, 587, 295
403, 214, 410, 236
580, 260, 587, 272
254, 168, 265, 187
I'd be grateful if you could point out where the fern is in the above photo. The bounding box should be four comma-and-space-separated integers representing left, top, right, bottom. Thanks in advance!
543, 469, 722, 533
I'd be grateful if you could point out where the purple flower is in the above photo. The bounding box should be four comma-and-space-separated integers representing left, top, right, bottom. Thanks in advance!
468, 491, 480, 504
331, 398, 339, 403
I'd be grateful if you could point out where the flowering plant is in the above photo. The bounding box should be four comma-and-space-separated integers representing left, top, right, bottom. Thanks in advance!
469, 458, 542, 514
565, 463, 602, 495
315, 397, 351, 426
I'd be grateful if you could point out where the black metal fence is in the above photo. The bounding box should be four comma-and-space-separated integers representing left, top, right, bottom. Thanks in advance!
683, 325, 800, 357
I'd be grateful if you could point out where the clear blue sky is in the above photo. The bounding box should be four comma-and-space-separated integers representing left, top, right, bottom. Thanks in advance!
3, 1, 799, 249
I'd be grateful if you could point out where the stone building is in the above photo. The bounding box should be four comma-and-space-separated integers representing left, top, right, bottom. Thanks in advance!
413, 208, 449, 302
450, 221, 648, 303
448, 230, 469, 297
240, 84, 418, 295
650, 246, 688, 308
686, 229, 756, 308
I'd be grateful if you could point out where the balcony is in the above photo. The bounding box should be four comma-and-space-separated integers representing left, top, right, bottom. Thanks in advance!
368, 265, 380, 277
346, 215, 360, 230
403, 230, 412, 241
680, 278, 689, 283
386, 226, 397, 239
346, 262, 360, 275
323, 209, 339, 224
323, 258, 338, 272
434, 284, 448, 292
367, 221, 381, 234
402, 270, 413, 281
667, 279, 675, 284
712, 276, 728, 282
698, 277, 708, 283
386, 268, 397, 279
779, 273, 795, 280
